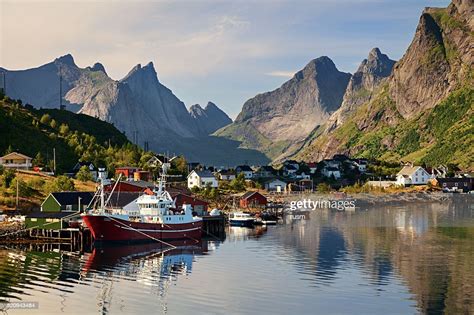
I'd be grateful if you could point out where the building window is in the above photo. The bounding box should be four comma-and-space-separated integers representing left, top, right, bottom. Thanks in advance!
66, 205, 73, 211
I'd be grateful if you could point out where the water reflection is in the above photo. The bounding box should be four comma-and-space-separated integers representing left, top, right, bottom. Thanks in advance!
0, 196, 472, 314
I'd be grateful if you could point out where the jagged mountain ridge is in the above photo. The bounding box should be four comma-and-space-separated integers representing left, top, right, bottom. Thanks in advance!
215, 56, 351, 160
294, 0, 474, 169
189, 102, 232, 135
1, 56, 264, 165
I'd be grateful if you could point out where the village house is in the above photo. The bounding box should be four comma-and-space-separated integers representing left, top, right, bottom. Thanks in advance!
115, 166, 141, 180
322, 167, 341, 179
235, 165, 254, 179
322, 159, 341, 169
282, 164, 298, 177
283, 160, 300, 170
71, 161, 98, 181
352, 159, 368, 173
307, 162, 318, 174
396, 166, 430, 186
0, 152, 32, 170
41, 191, 94, 212
254, 165, 276, 178
437, 177, 473, 193
187, 170, 218, 188
295, 170, 311, 180
239, 191, 267, 209
173, 193, 209, 216
264, 178, 287, 192
215, 169, 236, 181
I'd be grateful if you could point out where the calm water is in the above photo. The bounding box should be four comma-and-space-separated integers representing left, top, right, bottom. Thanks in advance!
1, 197, 473, 315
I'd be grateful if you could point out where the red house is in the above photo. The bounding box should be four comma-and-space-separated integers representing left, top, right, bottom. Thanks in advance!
239, 191, 267, 209
104, 180, 154, 193
173, 193, 209, 216
115, 167, 141, 180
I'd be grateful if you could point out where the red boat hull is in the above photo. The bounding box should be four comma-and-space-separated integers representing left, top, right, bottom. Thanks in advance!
82, 215, 202, 242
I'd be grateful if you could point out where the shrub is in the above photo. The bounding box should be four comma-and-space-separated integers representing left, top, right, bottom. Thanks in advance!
1, 169, 16, 188
75, 165, 93, 182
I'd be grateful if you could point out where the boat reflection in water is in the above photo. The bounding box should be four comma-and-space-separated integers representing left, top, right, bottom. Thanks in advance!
80, 239, 207, 305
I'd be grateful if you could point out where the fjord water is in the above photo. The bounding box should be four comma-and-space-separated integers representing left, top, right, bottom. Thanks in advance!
1, 197, 473, 314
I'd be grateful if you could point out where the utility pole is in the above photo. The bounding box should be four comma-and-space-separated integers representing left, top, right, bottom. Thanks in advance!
0, 71, 5, 95
53, 148, 56, 175
16, 171, 19, 211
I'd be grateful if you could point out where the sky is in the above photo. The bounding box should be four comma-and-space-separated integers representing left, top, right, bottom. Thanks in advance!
0, 0, 450, 119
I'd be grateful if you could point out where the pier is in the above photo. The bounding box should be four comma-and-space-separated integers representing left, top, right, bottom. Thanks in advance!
201, 215, 226, 238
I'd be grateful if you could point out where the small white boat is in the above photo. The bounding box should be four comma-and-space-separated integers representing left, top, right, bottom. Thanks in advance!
229, 212, 255, 227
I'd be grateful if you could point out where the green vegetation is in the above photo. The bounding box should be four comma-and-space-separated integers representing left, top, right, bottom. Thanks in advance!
75, 165, 93, 182
0, 93, 153, 174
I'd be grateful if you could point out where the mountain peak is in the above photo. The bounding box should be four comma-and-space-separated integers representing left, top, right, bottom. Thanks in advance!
122, 62, 158, 83
91, 62, 107, 74
55, 54, 76, 66
357, 48, 395, 77
205, 101, 219, 110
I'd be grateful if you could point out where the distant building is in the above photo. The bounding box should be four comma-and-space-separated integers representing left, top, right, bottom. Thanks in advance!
322, 167, 341, 179
173, 193, 209, 216
283, 164, 298, 177
438, 177, 473, 192
235, 165, 254, 179
264, 178, 287, 192
239, 191, 267, 209
72, 161, 98, 181
254, 165, 276, 178
187, 170, 218, 188
396, 166, 430, 186
352, 159, 368, 173
307, 162, 318, 174
115, 167, 141, 180
41, 192, 94, 212
216, 170, 236, 181
0, 152, 32, 170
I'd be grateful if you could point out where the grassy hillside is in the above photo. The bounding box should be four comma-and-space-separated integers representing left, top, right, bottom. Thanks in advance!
0, 93, 147, 173
296, 85, 474, 170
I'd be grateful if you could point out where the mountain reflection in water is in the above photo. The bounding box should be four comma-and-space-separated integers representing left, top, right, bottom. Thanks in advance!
0, 196, 472, 314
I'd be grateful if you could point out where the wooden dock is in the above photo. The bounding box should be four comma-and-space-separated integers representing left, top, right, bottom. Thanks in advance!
201, 215, 226, 238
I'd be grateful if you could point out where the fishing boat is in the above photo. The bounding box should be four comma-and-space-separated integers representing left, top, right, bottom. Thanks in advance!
229, 212, 255, 227
82, 163, 202, 242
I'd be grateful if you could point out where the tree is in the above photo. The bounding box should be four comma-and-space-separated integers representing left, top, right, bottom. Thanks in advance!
172, 156, 188, 175
230, 173, 246, 192
50, 119, 57, 129
40, 114, 51, 124
33, 152, 45, 167
59, 123, 69, 135
76, 165, 93, 182
45, 175, 75, 193
4, 145, 13, 155
2, 169, 16, 188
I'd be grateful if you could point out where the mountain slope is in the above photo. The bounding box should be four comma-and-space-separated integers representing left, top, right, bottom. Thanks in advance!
215, 56, 351, 160
295, 0, 474, 170
189, 102, 232, 135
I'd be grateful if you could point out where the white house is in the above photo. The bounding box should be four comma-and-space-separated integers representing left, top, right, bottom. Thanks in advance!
396, 166, 430, 186
322, 167, 341, 179
235, 165, 254, 179
265, 179, 287, 192
187, 170, 218, 189
0, 152, 32, 170
216, 170, 236, 181
283, 164, 298, 177
307, 163, 318, 174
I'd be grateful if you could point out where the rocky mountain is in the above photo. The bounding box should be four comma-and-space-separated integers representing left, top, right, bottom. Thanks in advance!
1, 56, 267, 166
326, 48, 395, 131
215, 56, 351, 160
295, 0, 474, 169
189, 102, 232, 135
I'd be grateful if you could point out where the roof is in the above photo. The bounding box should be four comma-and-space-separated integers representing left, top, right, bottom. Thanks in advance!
284, 160, 298, 164
240, 191, 266, 200
73, 161, 96, 170
106, 192, 142, 208
307, 162, 317, 168
258, 165, 275, 172
218, 170, 235, 175
264, 178, 287, 184
325, 167, 340, 172
1, 152, 32, 160
49, 192, 94, 206
236, 165, 253, 172
190, 170, 215, 178
27, 212, 75, 219
115, 166, 141, 170
397, 166, 425, 176
284, 165, 297, 170
116, 180, 155, 188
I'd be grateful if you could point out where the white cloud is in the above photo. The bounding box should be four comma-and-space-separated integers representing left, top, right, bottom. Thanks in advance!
265, 71, 295, 78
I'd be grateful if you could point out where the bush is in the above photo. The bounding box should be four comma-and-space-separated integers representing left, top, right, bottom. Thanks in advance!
11, 178, 35, 197
40, 114, 51, 124
45, 175, 75, 193
316, 183, 332, 193
1, 169, 16, 188
75, 165, 93, 182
